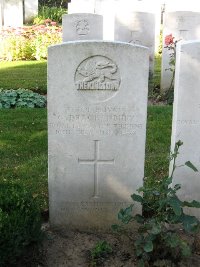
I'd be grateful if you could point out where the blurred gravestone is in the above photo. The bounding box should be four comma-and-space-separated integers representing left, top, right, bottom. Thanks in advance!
170, 40, 200, 219
3, 0, 23, 27
62, 13, 103, 41
161, 11, 200, 91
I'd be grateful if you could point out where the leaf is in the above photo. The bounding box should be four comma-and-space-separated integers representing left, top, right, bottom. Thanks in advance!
118, 205, 134, 224
151, 223, 161, 235
185, 161, 198, 172
168, 197, 182, 216
181, 214, 200, 233
183, 200, 200, 208
180, 241, 191, 257
131, 194, 143, 203
144, 240, 153, 252
134, 214, 145, 224
165, 232, 180, 248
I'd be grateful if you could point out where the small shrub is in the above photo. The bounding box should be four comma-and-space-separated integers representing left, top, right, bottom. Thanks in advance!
0, 88, 46, 108
112, 141, 200, 266
90, 241, 112, 266
0, 182, 42, 266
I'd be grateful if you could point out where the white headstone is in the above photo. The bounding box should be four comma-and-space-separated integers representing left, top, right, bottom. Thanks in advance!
115, 11, 155, 75
161, 11, 200, 91
3, 0, 23, 27
170, 41, 200, 219
95, 0, 115, 40
48, 41, 149, 231
165, 0, 200, 12
24, 0, 38, 23
68, 0, 95, 14
62, 13, 103, 42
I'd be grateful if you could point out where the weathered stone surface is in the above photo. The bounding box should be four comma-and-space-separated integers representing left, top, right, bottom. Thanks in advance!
170, 41, 200, 219
3, 0, 23, 27
161, 11, 200, 91
115, 11, 155, 75
62, 13, 103, 42
48, 41, 149, 231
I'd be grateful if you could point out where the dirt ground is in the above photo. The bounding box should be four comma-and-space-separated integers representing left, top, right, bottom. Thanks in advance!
27, 223, 200, 267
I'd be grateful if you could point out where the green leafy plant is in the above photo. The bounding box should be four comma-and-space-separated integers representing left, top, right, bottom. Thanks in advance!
112, 140, 200, 266
90, 241, 112, 266
36, 5, 67, 23
0, 182, 43, 266
0, 88, 46, 108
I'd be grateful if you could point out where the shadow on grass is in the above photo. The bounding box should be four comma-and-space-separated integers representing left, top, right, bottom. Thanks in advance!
0, 61, 47, 94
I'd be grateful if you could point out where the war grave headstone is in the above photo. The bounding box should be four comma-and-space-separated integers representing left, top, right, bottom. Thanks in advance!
24, 0, 38, 23
165, 0, 200, 12
115, 10, 155, 76
170, 41, 200, 219
95, 0, 115, 40
3, 0, 23, 27
161, 11, 200, 91
68, 0, 95, 14
62, 13, 103, 42
48, 41, 149, 231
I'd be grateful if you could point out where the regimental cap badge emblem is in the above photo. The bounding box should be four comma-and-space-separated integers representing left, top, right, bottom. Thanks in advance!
76, 20, 90, 35
75, 56, 121, 91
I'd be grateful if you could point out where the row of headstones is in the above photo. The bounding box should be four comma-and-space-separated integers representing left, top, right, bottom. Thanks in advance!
66, 0, 200, 91
0, 0, 38, 27
62, 12, 155, 75
48, 29, 200, 230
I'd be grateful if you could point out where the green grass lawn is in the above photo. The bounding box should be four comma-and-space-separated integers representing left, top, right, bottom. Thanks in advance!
0, 106, 172, 211
0, 109, 48, 209
0, 61, 47, 94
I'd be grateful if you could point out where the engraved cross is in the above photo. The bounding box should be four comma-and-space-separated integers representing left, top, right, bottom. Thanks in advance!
78, 140, 114, 198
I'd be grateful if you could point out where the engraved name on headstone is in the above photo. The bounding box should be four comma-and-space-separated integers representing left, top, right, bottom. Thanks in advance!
48, 41, 149, 230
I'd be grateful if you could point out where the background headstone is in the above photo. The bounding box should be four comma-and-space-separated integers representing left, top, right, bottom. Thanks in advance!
161, 11, 200, 91
115, 11, 155, 75
170, 40, 200, 219
164, 0, 200, 12
62, 13, 103, 42
68, 0, 95, 14
3, 0, 23, 27
48, 41, 149, 231
24, 0, 38, 24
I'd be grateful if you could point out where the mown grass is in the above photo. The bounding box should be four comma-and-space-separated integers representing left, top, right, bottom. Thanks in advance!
0, 109, 48, 209
0, 61, 47, 94
0, 106, 172, 211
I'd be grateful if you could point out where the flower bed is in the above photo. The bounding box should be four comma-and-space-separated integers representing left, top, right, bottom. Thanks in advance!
0, 20, 62, 61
